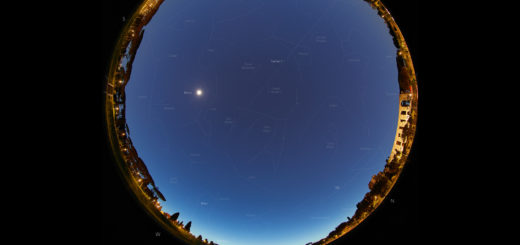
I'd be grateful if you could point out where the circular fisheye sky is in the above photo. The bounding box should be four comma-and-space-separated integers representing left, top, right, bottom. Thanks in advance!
124, 0, 400, 244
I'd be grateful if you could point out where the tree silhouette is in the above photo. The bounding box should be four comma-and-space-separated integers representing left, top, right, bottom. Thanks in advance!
185, 221, 192, 232
384, 159, 400, 177
170, 212, 179, 221
402, 123, 413, 139
333, 222, 348, 234
369, 172, 391, 196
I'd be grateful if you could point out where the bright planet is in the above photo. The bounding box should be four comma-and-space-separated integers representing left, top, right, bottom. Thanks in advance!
105, 0, 418, 244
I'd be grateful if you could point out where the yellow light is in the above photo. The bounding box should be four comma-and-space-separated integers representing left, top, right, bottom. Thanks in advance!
196, 89, 203, 96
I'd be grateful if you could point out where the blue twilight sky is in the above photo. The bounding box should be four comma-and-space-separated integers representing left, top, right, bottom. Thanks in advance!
125, 0, 399, 244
